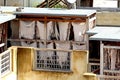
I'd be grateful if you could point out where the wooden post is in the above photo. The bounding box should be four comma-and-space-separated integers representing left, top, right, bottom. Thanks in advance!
100, 41, 104, 75
118, 0, 120, 8
86, 17, 89, 50
44, 16, 47, 48
76, 0, 81, 8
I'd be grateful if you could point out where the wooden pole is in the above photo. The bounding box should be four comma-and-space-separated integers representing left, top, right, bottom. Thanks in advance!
100, 41, 104, 75
76, 0, 81, 8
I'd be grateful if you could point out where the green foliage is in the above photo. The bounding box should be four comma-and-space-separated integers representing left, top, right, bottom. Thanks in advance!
54, 3, 67, 9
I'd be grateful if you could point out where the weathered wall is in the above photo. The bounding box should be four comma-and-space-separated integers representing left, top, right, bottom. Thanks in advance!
96, 12, 120, 26
0, 0, 22, 6
1, 47, 97, 80
16, 47, 89, 80
0, 0, 44, 7
0, 0, 4, 6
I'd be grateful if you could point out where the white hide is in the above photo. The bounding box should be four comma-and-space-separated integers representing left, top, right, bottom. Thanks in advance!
72, 43, 86, 50
47, 42, 54, 58
21, 41, 37, 47
72, 22, 86, 41
47, 22, 54, 40
39, 42, 46, 60
58, 22, 69, 41
36, 21, 44, 40
19, 21, 35, 39
39, 42, 46, 48
39, 42, 54, 60
37, 21, 53, 40
54, 22, 60, 40
55, 42, 70, 67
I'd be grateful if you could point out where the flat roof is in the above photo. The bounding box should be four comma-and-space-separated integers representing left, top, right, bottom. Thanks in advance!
88, 26, 120, 41
13, 7, 96, 17
0, 14, 16, 24
0, 6, 18, 13
87, 26, 120, 34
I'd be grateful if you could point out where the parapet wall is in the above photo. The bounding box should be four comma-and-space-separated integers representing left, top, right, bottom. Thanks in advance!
96, 12, 120, 26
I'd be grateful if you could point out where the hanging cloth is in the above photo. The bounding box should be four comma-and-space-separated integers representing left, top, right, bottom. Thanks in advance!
58, 22, 69, 41
19, 20, 35, 39
21, 41, 37, 47
50, 22, 60, 40
37, 21, 53, 40
39, 42, 54, 60
72, 22, 86, 41
36, 21, 46, 40
72, 43, 86, 50
55, 42, 70, 68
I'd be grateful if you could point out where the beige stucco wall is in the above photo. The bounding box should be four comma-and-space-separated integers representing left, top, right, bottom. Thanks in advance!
17, 48, 89, 80
1, 46, 97, 80
96, 12, 120, 26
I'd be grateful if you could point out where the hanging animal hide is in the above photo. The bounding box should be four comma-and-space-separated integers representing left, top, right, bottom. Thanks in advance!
19, 20, 35, 39
38, 42, 46, 60
55, 42, 70, 68
37, 21, 47, 40
58, 22, 69, 41
46, 42, 54, 58
50, 22, 60, 40
72, 22, 86, 41
39, 42, 46, 48
46, 22, 54, 40
37, 21, 54, 40
21, 41, 37, 47
72, 43, 86, 50
39, 42, 54, 60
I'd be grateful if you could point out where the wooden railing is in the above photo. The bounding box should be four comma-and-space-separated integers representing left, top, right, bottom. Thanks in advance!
88, 63, 100, 74
0, 49, 11, 77
97, 75, 120, 80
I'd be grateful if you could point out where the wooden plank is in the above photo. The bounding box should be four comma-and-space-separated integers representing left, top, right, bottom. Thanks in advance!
104, 70, 120, 73
97, 75, 120, 79
34, 48, 72, 52
85, 17, 89, 50
104, 45, 120, 49
100, 41, 104, 75
7, 39, 86, 44
16, 18, 86, 22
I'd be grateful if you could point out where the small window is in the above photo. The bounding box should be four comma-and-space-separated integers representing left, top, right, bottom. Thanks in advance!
0, 50, 11, 77
34, 49, 72, 72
